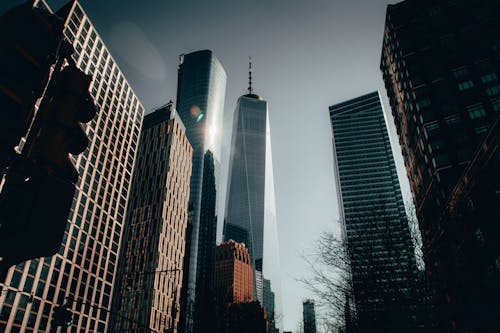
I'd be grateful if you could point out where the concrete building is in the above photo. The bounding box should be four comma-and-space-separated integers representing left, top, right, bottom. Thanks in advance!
302, 299, 316, 333
0, 1, 144, 332
329, 92, 420, 331
110, 102, 192, 333
380, 0, 500, 330
175, 50, 226, 333
215, 241, 253, 304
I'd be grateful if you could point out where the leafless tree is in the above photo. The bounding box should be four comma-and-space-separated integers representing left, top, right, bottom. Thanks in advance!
301, 201, 428, 333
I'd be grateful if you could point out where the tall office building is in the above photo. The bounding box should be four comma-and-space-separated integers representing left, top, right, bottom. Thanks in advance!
262, 279, 278, 333
380, 0, 500, 330
175, 50, 226, 332
0, 1, 144, 332
329, 92, 419, 331
302, 300, 316, 333
215, 241, 253, 304
110, 103, 192, 333
223, 61, 271, 303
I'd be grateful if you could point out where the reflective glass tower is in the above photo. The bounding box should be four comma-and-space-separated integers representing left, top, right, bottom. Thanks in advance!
175, 50, 226, 332
0, 1, 144, 332
223, 61, 278, 306
329, 92, 419, 331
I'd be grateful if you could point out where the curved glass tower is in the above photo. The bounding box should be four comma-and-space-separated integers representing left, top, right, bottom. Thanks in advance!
175, 50, 226, 333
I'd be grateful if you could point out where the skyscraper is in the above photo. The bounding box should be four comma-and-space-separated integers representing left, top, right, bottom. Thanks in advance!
0, 1, 144, 332
302, 300, 316, 333
110, 102, 192, 333
329, 92, 419, 331
380, 0, 500, 330
215, 241, 253, 304
223, 61, 269, 303
175, 50, 226, 332
262, 278, 278, 333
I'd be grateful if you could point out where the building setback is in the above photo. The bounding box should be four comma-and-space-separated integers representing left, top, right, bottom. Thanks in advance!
110, 103, 192, 333
175, 50, 226, 333
215, 241, 253, 304
329, 92, 420, 331
380, 0, 500, 330
0, 1, 144, 332
302, 299, 316, 333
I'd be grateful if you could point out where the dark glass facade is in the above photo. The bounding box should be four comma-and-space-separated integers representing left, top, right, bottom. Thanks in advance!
302, 300, 316, 333
329, 92, 420, 330
380, 0, 500, 330
175, 50, 226, 333
224, 94, 268, 302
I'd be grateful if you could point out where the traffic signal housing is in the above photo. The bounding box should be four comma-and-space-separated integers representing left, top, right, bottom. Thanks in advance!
0, 3, 63, 168
0, 58, 96, 268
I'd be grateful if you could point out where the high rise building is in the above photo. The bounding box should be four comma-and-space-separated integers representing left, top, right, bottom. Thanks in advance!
215, 241, 253, 304
223, 61, 270, 303
302, 300, 316, 333
110, 102, 192, 333
175, 50, 226, 332
329, 92, 420, 331
262, 279, 278, 333
380, 0, 500, 330
0, 1, 144, 332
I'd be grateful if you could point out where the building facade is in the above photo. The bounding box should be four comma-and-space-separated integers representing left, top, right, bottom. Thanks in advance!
175, 50, 226, 332
329, 92, 420, 331
380, 0, 500, 330
0, 1, 144, 332
262, 279, 278, 333
223, 81, 269, 303
215, 241, 253, 304
110, 103, 192, 333
302, 300, 316, 333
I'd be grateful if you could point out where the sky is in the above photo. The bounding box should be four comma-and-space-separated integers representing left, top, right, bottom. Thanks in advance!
2, 0, 412, 331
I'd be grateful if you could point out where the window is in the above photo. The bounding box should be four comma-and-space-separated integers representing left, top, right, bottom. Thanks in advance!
466, 104, 486, 119
458, 80, 474, 91
492, 97, 500, 111
486, 85, 500, 96
452, 67, 468, 78
481, 73, 497, 83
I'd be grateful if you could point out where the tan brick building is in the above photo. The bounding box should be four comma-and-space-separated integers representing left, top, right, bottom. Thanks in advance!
111, 102, 192, 333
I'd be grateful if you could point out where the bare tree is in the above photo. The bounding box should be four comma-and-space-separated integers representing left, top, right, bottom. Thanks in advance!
301, 201, 427, 333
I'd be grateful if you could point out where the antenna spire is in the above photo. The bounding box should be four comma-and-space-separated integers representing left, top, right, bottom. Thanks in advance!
248, 56, 253, 95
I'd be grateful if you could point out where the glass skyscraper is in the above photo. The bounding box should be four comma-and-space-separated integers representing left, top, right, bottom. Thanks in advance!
224, 93, 267, 269
175, 50, 226, 333
329, 92, 419, 331
0, 1, 144, 332
222, 64, 284, 314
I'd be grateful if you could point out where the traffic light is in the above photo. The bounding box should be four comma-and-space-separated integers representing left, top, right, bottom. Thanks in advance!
0, 50, 96, 268
0, 2, 63, 169
52, 304, 73, 328
29, 61, 96, 182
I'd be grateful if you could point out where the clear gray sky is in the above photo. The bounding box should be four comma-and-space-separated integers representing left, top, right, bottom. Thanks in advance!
3, 0, 411, 331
